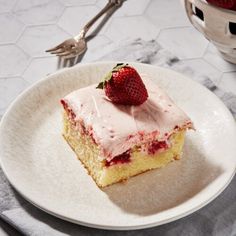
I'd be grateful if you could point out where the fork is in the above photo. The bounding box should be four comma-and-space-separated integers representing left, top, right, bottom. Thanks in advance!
46, 0, 123, 59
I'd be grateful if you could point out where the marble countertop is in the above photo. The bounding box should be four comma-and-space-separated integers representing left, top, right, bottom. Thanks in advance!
0, 0, 236, 235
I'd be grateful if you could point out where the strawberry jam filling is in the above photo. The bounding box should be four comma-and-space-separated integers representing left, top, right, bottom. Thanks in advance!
105, 140, 169, 167
147, 140, 168, 155
61, 100, 76, 120
105, 150, 131, 167
62, 99, 97, 144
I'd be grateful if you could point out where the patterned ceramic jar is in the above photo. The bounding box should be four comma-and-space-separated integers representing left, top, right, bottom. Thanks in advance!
183, 0, 236, 64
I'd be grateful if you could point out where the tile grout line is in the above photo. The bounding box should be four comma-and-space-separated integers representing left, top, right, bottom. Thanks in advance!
11, 0, 19, 13
12, 24, 27, 45
56, 24, 73, 37
202, 55, 236, 73
55, 3, 67, 24
201, 56, 223, 73
142, 0, 153, 15
156, 25, 195, 41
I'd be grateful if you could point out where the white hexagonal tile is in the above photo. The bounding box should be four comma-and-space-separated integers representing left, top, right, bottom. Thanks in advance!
0, 77, 29, 116
96, 0, 151, 17
17, 25, 70, 57
0, 45, 31, 77
203, 44, 236, 73
83, 38, 160, 62
13, 0, 65, 25
23, 57, 58, 84
158, 27, 209, 60
82, 35, 112, 62
59, 0, 96, 6
0, 13, 25, 44
0, 0, 17, 13
183, 58, 222, 85
145, 0, 190, 29
218, 72, 236, 95
104, 16, 159, 41
58, 5, 101, 36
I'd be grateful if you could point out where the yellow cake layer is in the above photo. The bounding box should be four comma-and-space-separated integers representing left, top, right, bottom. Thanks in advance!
63, 113, 186, 187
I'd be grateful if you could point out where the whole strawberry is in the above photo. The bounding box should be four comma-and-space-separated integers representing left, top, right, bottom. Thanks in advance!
206, 0, 236, 10
97, 63, 148, 105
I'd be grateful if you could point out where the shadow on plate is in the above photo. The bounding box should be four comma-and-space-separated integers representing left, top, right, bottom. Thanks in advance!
103, 138, 223, 216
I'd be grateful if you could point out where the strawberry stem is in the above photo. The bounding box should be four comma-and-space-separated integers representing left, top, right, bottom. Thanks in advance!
112, 63, 128, 72
96, 63, 129, 89
96, 71, 112, 89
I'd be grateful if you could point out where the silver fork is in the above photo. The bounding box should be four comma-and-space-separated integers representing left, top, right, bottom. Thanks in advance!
46, 0, 123, 59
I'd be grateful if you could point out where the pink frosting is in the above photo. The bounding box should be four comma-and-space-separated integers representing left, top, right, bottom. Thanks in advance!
62, 77, 193, 161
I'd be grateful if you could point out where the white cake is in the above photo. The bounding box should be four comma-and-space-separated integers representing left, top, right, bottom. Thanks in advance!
61, 78, 193, 187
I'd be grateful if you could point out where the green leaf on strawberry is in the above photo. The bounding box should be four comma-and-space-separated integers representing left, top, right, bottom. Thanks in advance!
96, 63, 128, 89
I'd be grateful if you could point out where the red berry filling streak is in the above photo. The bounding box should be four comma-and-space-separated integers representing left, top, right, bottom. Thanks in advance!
105, 150, 131, 167
61, 100, 97, 144
147, 141, 168, 155
105, 139, 169, 167
62, 99, 170, 168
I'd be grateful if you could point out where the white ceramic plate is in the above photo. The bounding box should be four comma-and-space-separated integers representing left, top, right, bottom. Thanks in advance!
0, 62, 236, 230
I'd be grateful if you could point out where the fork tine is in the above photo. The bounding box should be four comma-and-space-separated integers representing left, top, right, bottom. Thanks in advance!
45, 42, 64, 52
56, 51, 74, 57
56, 46, 86, 58
50, 48, 65, 54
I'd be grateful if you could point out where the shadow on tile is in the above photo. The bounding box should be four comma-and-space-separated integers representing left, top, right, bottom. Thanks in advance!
56, 1, 126, 69
57, 54, 86, 68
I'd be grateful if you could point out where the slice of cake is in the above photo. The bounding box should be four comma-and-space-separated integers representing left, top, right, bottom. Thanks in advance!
61, 63, 193, 187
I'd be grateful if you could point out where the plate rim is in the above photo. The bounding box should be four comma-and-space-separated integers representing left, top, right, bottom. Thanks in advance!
0, 61, 236, 230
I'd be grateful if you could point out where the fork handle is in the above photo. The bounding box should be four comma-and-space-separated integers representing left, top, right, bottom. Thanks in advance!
75, 0, 122, 40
